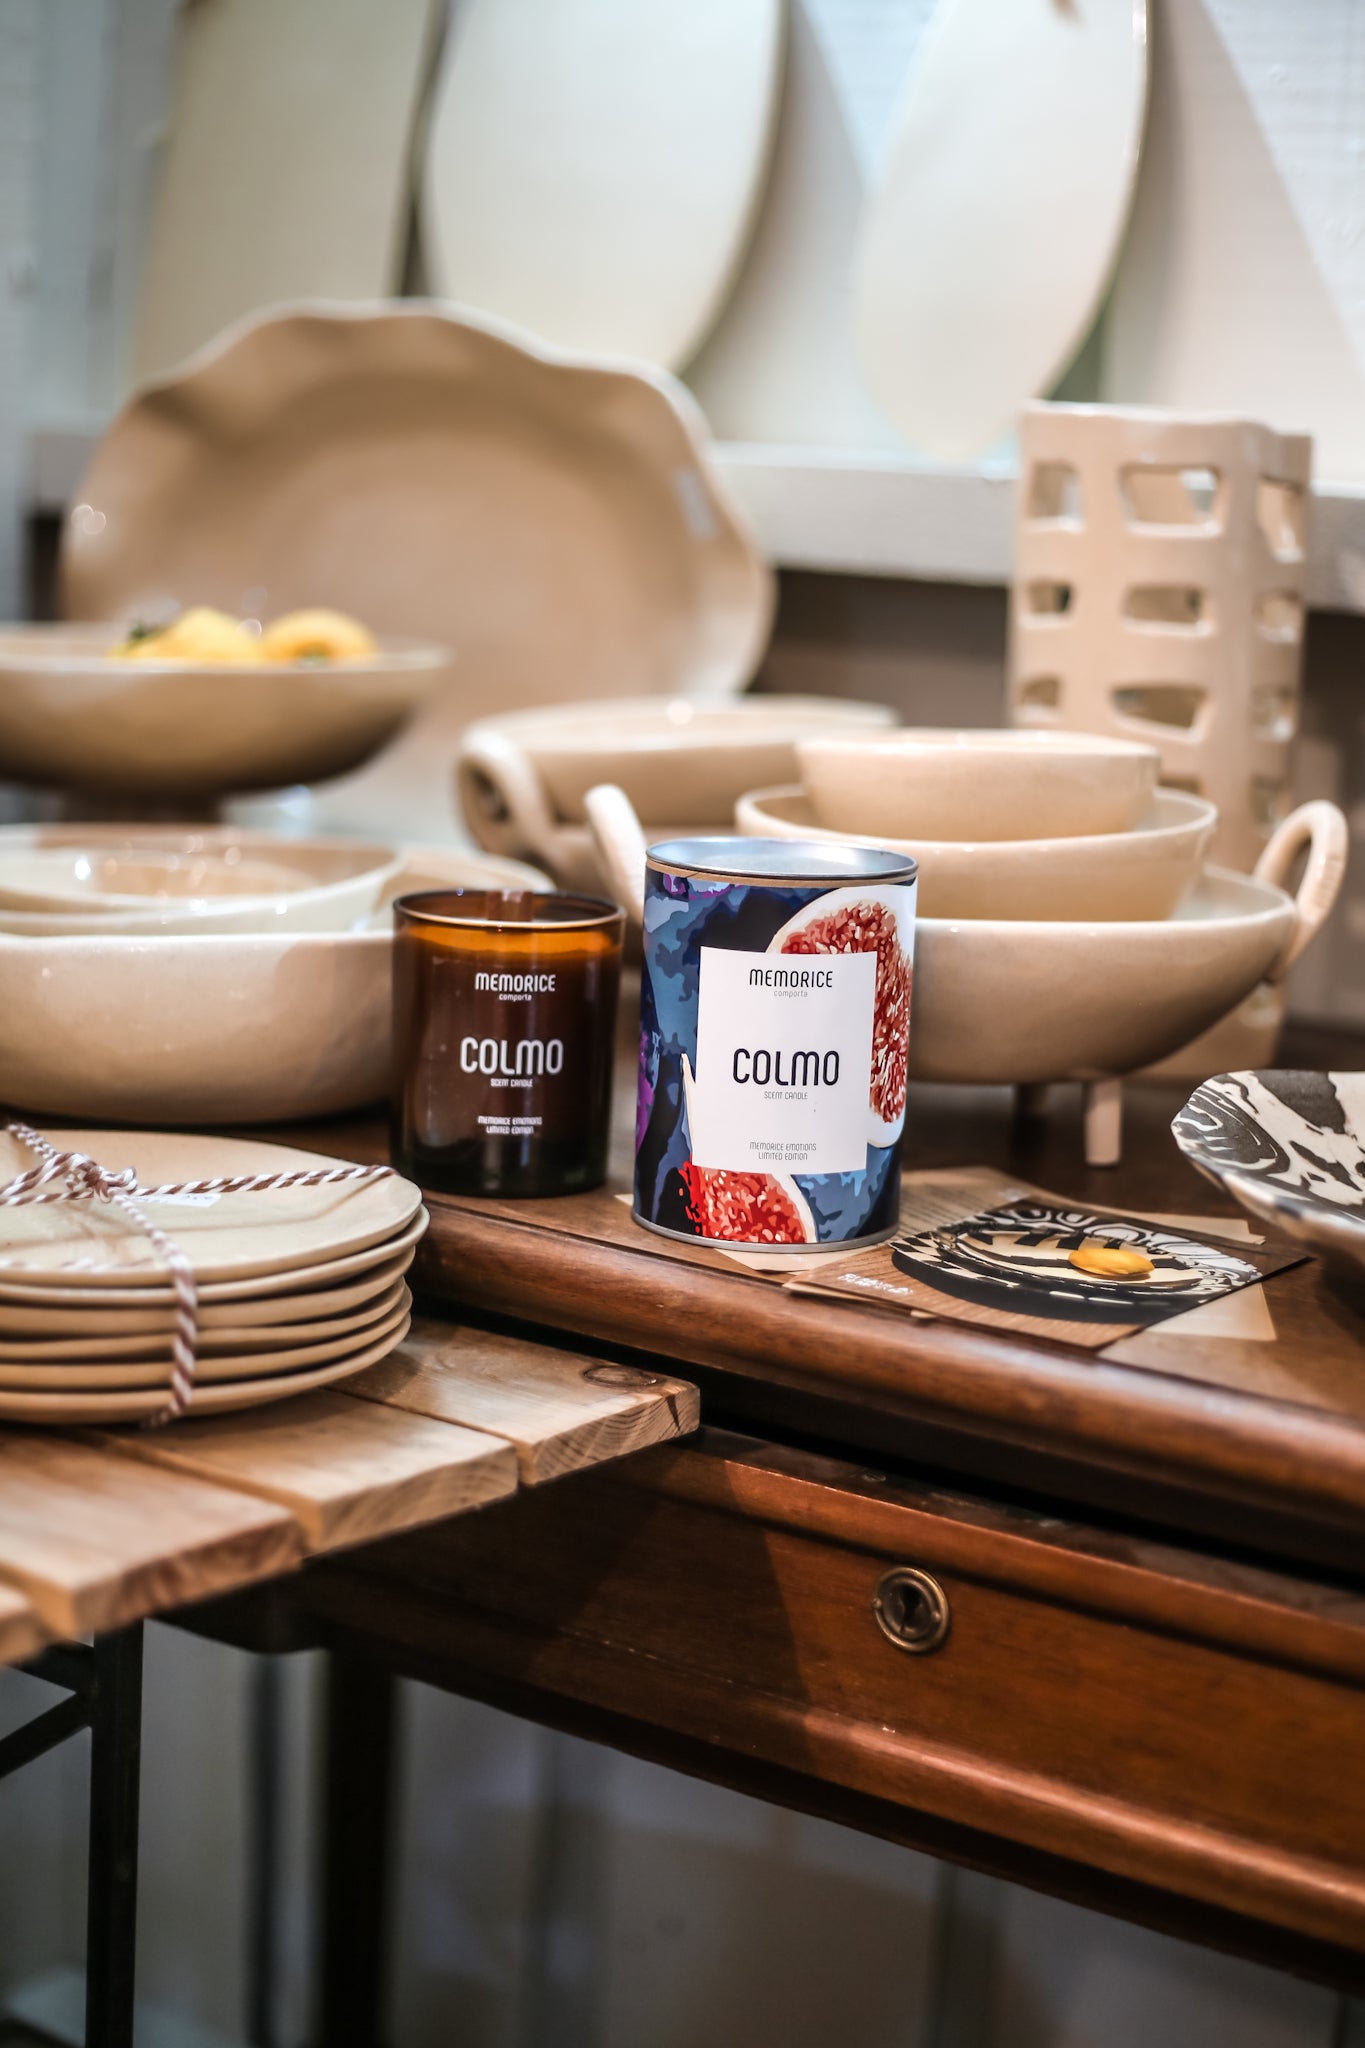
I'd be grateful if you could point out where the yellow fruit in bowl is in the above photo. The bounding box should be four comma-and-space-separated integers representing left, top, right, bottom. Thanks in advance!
114, 606, 263, 663
258, 609, 378, 663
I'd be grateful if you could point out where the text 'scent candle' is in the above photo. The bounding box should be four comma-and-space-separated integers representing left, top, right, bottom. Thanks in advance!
392, 889, 624, 1197
633, 839, 916, 1251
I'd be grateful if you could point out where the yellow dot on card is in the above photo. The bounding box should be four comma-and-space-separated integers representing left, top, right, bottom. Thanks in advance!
1068, 1241, 1154, 1278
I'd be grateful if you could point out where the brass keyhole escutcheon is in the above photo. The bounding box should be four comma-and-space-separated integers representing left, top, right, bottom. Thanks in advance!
872, 1566, 951, 1655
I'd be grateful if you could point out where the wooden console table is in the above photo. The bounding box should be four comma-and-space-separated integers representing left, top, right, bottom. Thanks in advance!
268, 1063, 1365, 2031
5, 1057, 1365, 2041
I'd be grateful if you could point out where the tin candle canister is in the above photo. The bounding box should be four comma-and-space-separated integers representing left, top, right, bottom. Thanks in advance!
633, 838, 917, 1250
392, 888, 624, 1197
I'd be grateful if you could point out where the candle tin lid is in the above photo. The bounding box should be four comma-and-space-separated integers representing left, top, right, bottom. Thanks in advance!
645, 836, 917, 886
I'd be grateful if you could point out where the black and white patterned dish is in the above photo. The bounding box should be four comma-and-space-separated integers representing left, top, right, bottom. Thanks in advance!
891, 1201, 1257, 1326
1173, 1070, 1365, 1270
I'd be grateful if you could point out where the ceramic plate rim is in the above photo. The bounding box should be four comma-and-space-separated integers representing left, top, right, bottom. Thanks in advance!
0, 1313, 412, 1423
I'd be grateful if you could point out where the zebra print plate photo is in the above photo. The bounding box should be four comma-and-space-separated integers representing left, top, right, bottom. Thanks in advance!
891, 1200, 1261, 1327
1173, 1070, 1365, 1272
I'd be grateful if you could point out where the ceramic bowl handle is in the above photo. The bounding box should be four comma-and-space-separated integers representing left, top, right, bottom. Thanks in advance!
454, 729, 556, 860
584, 783, 648, 923
1255, 799, 1349, 981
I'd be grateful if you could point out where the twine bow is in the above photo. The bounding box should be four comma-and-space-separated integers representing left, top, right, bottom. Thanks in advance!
0, 1122, 395, 1425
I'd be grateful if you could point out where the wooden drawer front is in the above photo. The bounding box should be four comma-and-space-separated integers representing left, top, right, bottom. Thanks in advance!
317, 1430, 1365, 1951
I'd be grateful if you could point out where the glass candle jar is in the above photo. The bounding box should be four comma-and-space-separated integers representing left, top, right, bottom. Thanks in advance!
391, 889, 624, 1197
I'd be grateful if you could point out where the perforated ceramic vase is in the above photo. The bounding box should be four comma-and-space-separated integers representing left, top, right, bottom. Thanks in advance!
1009, 405, 1311, 873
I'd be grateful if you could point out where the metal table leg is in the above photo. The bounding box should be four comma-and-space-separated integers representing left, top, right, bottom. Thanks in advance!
85, 1627, 144, 2048
316, 1651, 400, 2048
7, 1623, 144, 2048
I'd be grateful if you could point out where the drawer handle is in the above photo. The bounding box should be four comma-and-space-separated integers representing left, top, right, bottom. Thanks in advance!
872, 1567, 951, 1655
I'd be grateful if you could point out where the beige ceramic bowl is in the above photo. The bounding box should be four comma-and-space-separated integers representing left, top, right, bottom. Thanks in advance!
0, 849, 548, 1122
735, 786, 1217, 920
458, 695, 896, 890
908, 871, 1301, 1084
797, 727, 1161, 842
0, 624, 448, 795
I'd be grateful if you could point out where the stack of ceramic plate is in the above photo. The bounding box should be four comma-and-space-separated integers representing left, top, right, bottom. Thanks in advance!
0, 1129, 425, 1425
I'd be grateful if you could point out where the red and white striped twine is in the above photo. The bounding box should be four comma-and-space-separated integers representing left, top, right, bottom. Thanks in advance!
0, 1123, 394, 1426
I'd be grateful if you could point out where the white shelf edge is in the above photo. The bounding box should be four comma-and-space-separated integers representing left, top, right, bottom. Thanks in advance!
28, 426, 1365, 614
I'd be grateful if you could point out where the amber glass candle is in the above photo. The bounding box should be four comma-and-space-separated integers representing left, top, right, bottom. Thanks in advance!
391, 889, 624, 1197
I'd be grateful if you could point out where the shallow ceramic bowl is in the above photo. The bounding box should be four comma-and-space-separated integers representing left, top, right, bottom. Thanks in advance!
1173, 1070, 1365, 1276
0, 624, 448, 795
909, 870, 1297, 1084
735, 786, 1217, 920
0, 849, 547, 1122
0, 844, 321, 912
796, 728, 1160, 842
0, 824, 398, 935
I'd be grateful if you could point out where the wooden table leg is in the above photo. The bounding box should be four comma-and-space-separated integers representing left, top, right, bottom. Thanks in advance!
317, 1651, 400, 2048
85, 1624, 144, 2048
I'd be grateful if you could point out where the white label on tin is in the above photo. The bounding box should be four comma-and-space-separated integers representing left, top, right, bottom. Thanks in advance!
689, 946, 876, 1176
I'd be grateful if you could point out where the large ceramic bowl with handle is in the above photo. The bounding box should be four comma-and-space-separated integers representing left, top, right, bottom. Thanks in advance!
458, 694, 896, 891
585, 786, 1345, 1085
735, 785, 1216, 920
0, 623, 449, 795
0, 846, 548, 1123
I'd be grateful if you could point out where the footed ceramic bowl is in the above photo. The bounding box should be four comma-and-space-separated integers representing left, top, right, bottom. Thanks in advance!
0, 623, 448, 795
586, 788, 1344, 1087
1173, 1070, 1365, 1274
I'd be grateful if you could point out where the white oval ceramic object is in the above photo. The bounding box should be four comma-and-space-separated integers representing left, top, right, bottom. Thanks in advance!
64, 306, 773, 728
735, 786, 1216, 921
422, 0, 783, 369
853, 0, 1150, 458
796, 728, 1160, 842
0, 623, 448, 796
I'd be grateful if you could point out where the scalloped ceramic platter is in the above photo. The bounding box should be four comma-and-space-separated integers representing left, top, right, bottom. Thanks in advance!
0, 1131, 421, 1285
64, 307, 773, 730
0, 1289, 412, 1390
853, 0, 1149, 459
422, 0, 782, 369
0, 1316, 412, 1426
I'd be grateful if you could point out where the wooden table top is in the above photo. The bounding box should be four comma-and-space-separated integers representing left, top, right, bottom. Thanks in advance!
294, 1054, 1365, 1576
0, 1316, 697, 1664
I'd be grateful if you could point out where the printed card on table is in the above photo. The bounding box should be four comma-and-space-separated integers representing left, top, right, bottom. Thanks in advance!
791, 1168, 1304, 1349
